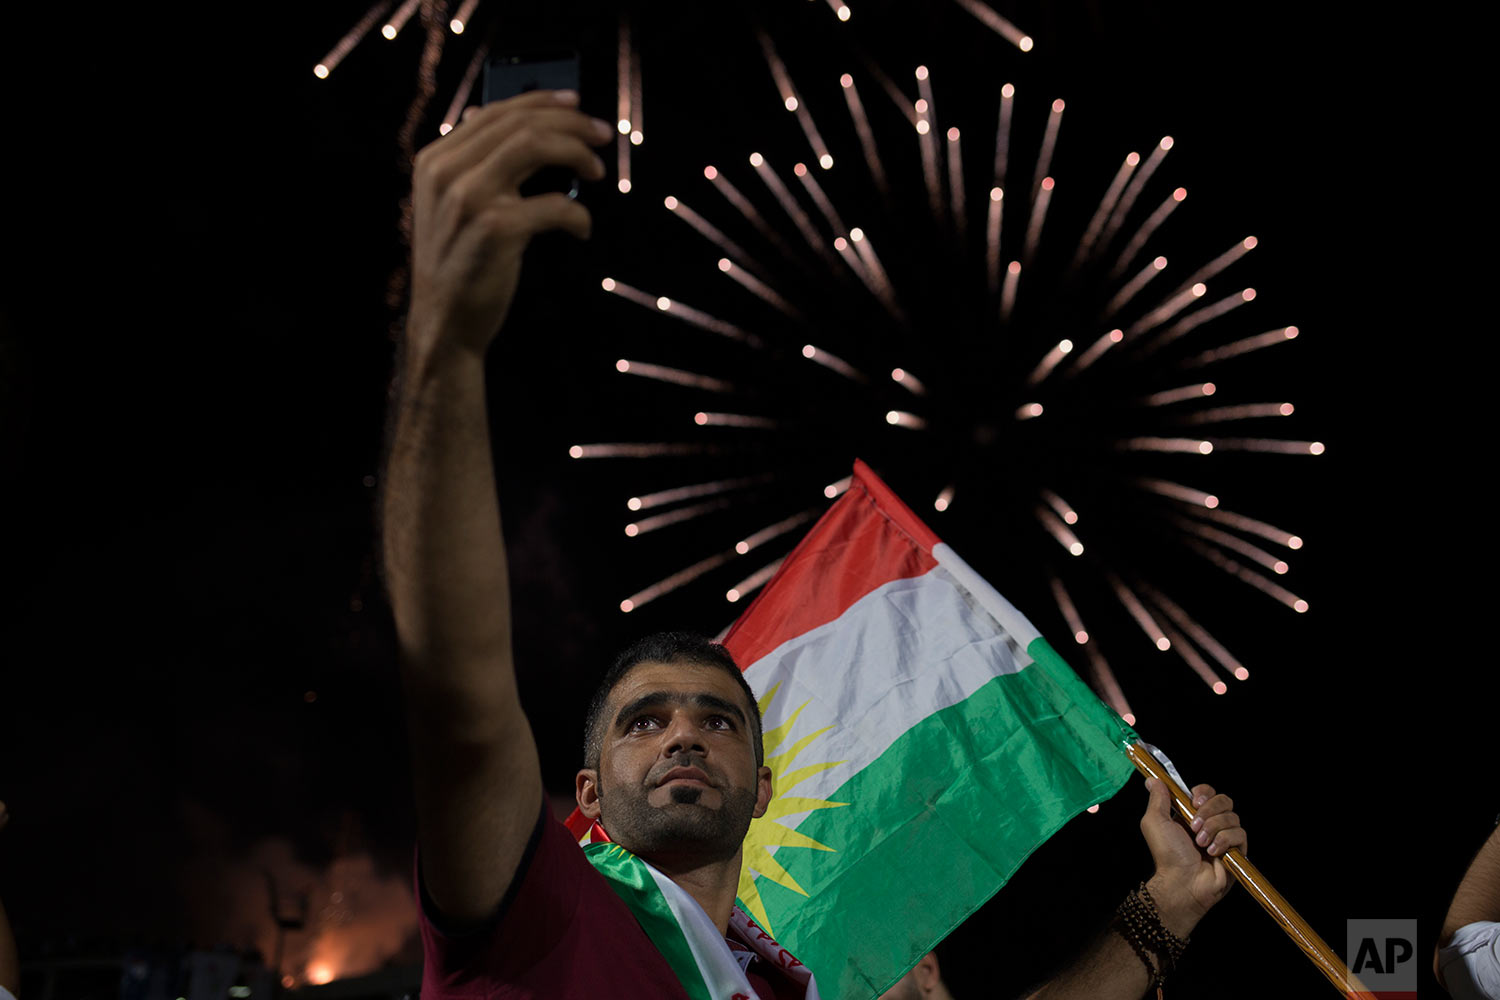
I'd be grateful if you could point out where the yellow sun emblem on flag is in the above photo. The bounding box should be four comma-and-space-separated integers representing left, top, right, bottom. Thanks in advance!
737, 682, 849, 936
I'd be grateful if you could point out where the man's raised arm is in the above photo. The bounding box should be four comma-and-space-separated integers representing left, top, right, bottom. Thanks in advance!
380, 89, 612, 925
1026, 779, 1246, 1000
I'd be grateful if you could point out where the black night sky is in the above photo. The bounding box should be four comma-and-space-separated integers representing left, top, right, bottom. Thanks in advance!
0, 2, 1477, 998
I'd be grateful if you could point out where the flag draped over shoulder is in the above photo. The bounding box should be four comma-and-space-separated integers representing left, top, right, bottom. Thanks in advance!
720, 459, 1138, 1000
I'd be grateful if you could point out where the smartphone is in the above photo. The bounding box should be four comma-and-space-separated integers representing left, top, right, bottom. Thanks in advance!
482, 50, 584, 199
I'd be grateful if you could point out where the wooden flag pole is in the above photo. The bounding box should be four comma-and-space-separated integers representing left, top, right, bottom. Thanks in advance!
1123, 741, 1375, 999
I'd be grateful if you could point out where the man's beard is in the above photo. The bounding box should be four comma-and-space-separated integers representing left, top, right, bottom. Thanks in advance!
599, 754, 759, 863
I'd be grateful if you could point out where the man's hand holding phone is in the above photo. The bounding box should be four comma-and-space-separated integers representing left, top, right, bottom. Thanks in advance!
407, 89, 612, 360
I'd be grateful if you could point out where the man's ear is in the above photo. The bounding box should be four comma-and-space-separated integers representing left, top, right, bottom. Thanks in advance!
752, 765, 774, 819
576, 768, 601, 820
913, 951, 941, 990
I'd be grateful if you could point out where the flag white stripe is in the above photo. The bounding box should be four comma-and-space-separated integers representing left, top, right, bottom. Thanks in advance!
743, 563, 1034, 808
932, 542, 1042, 651
644, 861, 762, 999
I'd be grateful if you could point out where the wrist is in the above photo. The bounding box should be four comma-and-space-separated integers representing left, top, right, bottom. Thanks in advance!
1146, 872, 1207, 938
400, 313, 490, 381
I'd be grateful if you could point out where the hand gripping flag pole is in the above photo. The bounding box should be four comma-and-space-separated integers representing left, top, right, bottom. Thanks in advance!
1124, 741, 1376, 999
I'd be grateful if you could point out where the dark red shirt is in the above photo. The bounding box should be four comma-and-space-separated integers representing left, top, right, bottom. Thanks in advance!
417, 802, 798, 999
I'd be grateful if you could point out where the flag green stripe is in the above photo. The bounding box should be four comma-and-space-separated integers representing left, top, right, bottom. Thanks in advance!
751, 638, 1136, 1000
586, 843, 715, 1000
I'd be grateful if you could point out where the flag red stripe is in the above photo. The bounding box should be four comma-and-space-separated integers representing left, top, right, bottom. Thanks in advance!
722, 460, 941, 670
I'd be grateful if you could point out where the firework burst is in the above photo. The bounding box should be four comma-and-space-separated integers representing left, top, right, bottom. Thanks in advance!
308, 1, 1324, 722
566, 7, 1322, 724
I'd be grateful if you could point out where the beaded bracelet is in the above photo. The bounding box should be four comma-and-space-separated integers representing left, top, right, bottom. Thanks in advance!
1110, 882, 1190, 997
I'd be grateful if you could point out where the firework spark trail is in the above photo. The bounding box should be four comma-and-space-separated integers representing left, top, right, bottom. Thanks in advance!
948, 0, 1034, 50
834, 237, 879, 294
1016, 402, 1044, 420
1209, 438, 1326, 455
438, 42, 490, 134
702, 167, 798, 268
840, 73, 888, 195
1154, 617, 1227, 692
823, 474, 853, 498
1080, 641, 1135, 724
1022, 176, 1054, 268
621, 549, 739, 612
758, 29, 798, 109
794, 98, 836, 171
617, 127, 633, 192
1000, 261, 1021, 322
629, 475, 776, 512
850, 228, 905, 320
1035, 506, 1084, 556
821, 0, 853, 24
750, 153, 829, 260
1135, 478, 1218, 508
1110, 187, 1185, 279
629, 29, 644, 146
615, 16, 633, 190
933, 483, 955, 510
615, 359, 734, 393
994, 83, 1015, 192
1049, 572, 1137, 718
802, 344, 867, 382
600, 277, 760, 345
738, 509, 822, 554
569, 443, 720, 459
1180, 402, 1295, 425
663, 196, 761, 273
1072, 151, 1139, 268
626, 498, 735, 536
1140, 582, 1250, 681
886, 410, 928, 429
1025, 338, 1074, 386
1040, 489, 1079, 524
1107, 573, 1170, 650
947, 129, 966, 240
1172, 516, 1290, 574
1067, 328, 1123, 375
1184, 326, 1299, 368
381, 0, 420, 39
717, 258, 802, 319
694, 411, 780, 428
1119, 437, 1213, 455
1166, 236, 1258, 298
727, 557, 788, 602
1183, 538, 1309, 612
314, 0, 394, 78
758, 32, 835, 170
859, 54, 917, 123
1048, 573, 1090, 642
914, 67, 942, 218
1141, 382, 1215, 406
1181, 504, 1302, 549
986, 188, 1005, 293
1097, 137, 1174, 259
447, 0, 479, 34
1103, 256, 1168, 320
1139, 288, 1256, 356
1125, 282, 1206, 339
794, 162, 850, 237
891, 367, 927, 395
1031, 99, 1064, 202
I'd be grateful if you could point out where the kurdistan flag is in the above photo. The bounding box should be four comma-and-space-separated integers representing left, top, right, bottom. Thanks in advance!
719, 459, 1139, 999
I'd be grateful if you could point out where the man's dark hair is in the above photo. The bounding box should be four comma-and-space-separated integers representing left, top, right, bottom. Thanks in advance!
582, 631, 764, 770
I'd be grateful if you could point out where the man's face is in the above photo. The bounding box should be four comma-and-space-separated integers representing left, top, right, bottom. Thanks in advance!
577, 660, 772, 865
